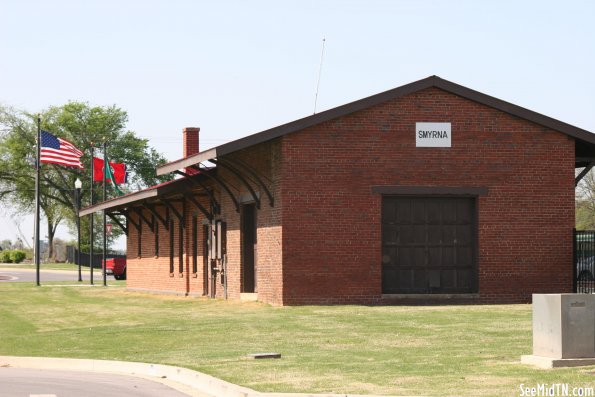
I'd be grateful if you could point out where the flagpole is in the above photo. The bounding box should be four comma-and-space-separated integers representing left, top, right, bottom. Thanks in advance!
89, 144, 94, 285
102, 141, 107, 287
34, 115, 41, 286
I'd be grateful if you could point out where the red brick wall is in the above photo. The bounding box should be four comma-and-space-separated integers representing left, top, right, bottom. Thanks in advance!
184, 195, 210, 297
216, 140, 283, 305
280, 87, 575, 304
125, 87, 575, 305
125, 141, 284, 305
127, 204, 192, 295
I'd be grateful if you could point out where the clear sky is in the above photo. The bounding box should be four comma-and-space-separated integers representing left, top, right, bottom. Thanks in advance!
1, 0, 594, 246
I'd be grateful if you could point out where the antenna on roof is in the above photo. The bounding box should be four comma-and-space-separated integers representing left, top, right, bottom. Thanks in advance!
313, 37, 326, 114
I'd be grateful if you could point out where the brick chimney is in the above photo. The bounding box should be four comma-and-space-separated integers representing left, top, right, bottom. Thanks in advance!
183, 127, 200, 175
183, 127, 200, 157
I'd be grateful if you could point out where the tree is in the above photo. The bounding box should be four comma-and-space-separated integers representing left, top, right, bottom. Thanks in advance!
0, 102, 172, 259
576, 170, 595, 230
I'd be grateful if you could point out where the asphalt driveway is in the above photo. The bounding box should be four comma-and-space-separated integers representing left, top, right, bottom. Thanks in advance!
0, 367, 202, 397
0, 267, 114, 283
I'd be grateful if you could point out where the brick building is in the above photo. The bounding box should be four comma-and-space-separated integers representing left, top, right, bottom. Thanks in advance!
80, 76, 595, 305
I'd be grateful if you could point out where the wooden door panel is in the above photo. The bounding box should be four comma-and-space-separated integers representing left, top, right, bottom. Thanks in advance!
382, 196, 477, 294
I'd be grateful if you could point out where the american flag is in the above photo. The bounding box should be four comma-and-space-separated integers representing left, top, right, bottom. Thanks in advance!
40, 130, 84, 169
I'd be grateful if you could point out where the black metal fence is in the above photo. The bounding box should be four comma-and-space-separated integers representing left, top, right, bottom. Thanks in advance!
65, 246, 126, 269
573, 230, 595, 293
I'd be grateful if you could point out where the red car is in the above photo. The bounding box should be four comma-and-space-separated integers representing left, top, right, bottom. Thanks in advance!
105, 258, 127, 280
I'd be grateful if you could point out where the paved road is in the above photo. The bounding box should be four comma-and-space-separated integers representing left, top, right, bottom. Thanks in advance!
0, 368, 197, 397
0, 268, 115, 283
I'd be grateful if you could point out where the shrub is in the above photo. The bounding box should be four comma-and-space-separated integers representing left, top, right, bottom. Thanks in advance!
0, 250, 13, 263
10, 250, 26, 263
22, 248, 33, 260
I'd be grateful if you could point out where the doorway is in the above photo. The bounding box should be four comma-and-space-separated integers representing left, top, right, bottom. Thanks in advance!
241, 203, 257, 293
381, 196, 477, 294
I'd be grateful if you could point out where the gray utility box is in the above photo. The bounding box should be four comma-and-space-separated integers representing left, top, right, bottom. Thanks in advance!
532, 294, 595, 359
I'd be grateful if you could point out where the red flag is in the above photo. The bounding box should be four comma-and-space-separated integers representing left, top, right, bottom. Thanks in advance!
93, 157, 127, 184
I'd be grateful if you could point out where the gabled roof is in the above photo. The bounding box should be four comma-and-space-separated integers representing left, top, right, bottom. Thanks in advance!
157, 75, 595, 176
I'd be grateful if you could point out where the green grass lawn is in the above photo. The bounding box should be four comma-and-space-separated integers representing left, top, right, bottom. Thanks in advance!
0, 283, 593, 396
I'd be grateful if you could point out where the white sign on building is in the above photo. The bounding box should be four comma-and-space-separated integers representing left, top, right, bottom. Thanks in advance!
415, 122, 451, 147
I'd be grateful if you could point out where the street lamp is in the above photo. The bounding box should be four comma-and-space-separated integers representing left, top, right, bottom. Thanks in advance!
74, 178, 82, 282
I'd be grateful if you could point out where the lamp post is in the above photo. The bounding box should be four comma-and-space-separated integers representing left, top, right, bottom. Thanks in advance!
74, 178, 82, 282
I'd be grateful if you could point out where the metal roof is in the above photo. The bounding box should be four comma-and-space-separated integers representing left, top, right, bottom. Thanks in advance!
78, 178, 184, 216
157, 75, 595, 176
81, 75, 595, 216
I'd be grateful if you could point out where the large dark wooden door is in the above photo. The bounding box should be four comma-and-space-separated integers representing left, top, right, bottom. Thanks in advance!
241, 203, 257, 293
381, 197, 477, 294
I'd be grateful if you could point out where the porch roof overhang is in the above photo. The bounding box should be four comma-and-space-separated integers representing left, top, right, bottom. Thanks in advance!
78, 177, 196, 217
79, 189, 158, 216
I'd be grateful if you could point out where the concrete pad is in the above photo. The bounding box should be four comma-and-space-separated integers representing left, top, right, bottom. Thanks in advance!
240, 293, 258, 302
521, 354, 595, 369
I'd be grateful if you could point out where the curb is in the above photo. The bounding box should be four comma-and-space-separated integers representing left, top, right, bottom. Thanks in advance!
0, 356, 416, 397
